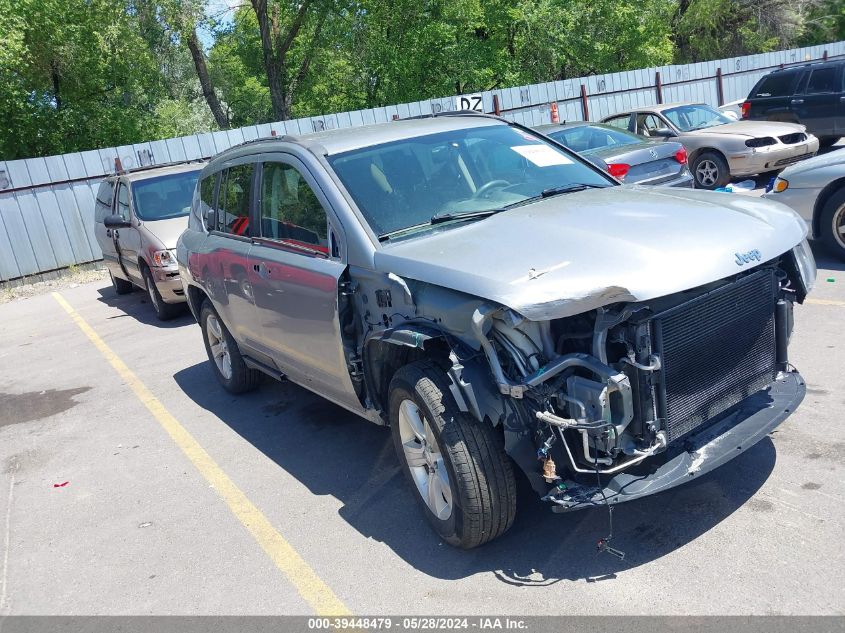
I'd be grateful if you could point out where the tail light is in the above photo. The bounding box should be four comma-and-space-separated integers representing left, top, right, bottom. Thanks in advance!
607, 163, 630, 180
674, 147, 687, 164
741, 101, 751, 119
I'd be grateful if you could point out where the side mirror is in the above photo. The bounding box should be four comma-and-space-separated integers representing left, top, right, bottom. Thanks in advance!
204, 209, 216, 231
651, 127, 677, 139
104, 215, 131, 229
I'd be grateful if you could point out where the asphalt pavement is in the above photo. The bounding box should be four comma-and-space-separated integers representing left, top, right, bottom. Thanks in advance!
0, 246, 843, 616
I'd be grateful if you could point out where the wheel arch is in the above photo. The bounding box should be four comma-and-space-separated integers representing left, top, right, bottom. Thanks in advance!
688, 146, 728, 167
363, 323, 507, 429
812, 177, 845, 240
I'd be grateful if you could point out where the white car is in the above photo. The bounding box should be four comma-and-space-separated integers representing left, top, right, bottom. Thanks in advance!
764, 148, 845, 260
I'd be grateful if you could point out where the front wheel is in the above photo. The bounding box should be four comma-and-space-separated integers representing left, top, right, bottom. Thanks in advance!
692, 151, 730, 190
820, 189, 845, 261
110, 271, 134, 295
142, 267, 182, 321
389, 361, 516, 549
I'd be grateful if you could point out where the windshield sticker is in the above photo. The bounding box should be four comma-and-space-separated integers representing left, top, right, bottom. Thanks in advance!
511, 145, 573, 166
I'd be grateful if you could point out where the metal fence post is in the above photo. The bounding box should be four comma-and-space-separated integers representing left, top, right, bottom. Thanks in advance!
580, 84, 589, 120
655, 71, 663, 104
716, 68, 724, 106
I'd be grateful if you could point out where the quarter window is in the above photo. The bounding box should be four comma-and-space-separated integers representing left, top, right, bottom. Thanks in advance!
95, 180, 115, 222
116, 183, 130, 220
259, 162, 328, 253
217, 164, 253, 236
805, 67, 837, 94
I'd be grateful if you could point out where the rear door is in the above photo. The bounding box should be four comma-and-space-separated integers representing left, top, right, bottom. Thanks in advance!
203, 160, 261, 346
248, 155, 361, 410
747, 68, 802, 122
793, 65, 841, 136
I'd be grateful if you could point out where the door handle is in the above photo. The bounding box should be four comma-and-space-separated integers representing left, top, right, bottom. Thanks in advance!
113, 230, 120, 239
106, 229, 112, 237
840, 96, 845, 102
253, 262, 270, 278
790, 98, 804, 105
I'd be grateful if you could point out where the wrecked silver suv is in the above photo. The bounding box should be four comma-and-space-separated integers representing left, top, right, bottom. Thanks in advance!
177, 113, 815, 549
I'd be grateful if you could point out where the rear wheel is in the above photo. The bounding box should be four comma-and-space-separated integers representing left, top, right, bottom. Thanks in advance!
200, 301, 261, 393
819, 136, 840, 149
820, 188, 845, 261
692, 151, 730, 190
142, 267, 182, 321
109, 271, 134, 295
389, 360, 516, 549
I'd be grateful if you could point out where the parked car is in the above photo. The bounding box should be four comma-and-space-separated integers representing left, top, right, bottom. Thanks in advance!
178, 113, 813, 549
94, 162, 204, 320
742, 60, 845, 148
602, 103, 819, 189
763, 147, 845, 260
535, 122, 692, 186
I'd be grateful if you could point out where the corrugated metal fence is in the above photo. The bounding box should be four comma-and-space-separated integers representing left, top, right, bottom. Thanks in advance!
2, 41, 844, 283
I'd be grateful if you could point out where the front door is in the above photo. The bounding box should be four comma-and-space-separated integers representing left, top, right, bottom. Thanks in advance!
113, 180, 143, 284
248, 156, 360, 410
94, 179, 121, 277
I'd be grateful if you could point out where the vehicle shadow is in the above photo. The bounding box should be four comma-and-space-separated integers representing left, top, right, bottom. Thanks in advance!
95, 284, 194, 328
173, 362, 777, 584
811, 247, 845, 273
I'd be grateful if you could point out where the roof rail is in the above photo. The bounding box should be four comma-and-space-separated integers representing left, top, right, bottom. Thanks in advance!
111, 157, 206, 177
403, 109, 509, 123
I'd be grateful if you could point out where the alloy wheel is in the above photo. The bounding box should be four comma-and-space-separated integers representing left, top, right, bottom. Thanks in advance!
695, 159, 719, 187
833, 204, 845, 249
205, 314, 233, 380
397, 399, 452, 520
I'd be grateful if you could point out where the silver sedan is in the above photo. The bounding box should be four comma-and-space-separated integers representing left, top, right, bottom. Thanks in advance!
764, 148, 845, 260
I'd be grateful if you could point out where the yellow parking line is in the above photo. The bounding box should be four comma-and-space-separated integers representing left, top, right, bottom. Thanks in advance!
52, 292, 351, 616
806, 298, 845, 306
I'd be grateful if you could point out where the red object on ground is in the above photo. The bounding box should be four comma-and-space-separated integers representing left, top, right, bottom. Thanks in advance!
53, 481, 69, 488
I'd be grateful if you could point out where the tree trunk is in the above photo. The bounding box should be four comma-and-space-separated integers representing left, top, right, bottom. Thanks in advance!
186, 29, 229, 129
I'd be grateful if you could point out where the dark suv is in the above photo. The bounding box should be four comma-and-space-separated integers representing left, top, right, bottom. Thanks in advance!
742, 60, 845, 148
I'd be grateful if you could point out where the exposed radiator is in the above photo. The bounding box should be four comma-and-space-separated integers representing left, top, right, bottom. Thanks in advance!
652, 269, 777, 442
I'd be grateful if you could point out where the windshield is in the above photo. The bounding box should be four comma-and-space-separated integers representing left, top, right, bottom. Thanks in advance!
548, 124, 642, 153
132, 171, 201, 221
662, 104, 733, 132
328, 124, 612, 238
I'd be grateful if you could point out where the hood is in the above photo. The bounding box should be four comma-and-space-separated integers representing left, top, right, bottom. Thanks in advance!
688, 120, 805, 138
780, 146, 845, 177
140, 215, 189, 250
374, 186, 807, 321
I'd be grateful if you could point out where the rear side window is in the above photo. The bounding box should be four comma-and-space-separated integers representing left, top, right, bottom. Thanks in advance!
805, 67, 838, 94
754, 71, 800, 97
259, 162, 328, 253
216, 164, 253, 236
604, 115, 631, 130
94, 180, 115, 222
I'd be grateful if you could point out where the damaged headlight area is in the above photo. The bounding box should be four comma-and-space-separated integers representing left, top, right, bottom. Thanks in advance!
471, 260, 806, 514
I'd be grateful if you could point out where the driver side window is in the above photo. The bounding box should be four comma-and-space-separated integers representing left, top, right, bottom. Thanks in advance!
260, 162, 329, 254
637, 114, 665, 136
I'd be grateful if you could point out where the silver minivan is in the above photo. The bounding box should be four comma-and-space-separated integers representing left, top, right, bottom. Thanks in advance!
94, 163, 204, 319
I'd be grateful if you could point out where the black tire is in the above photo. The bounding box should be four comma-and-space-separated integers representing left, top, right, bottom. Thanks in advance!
110, 271, 134, 295
692, 151, 731, 190
142, 266, 183, 321
389, 360, 516, 549
199, 300, 261, 394
819, 136, 840, 149
819, 188, 845, 261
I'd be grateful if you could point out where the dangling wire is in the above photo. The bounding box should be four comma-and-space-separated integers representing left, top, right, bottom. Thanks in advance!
594, 435, 625, 560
